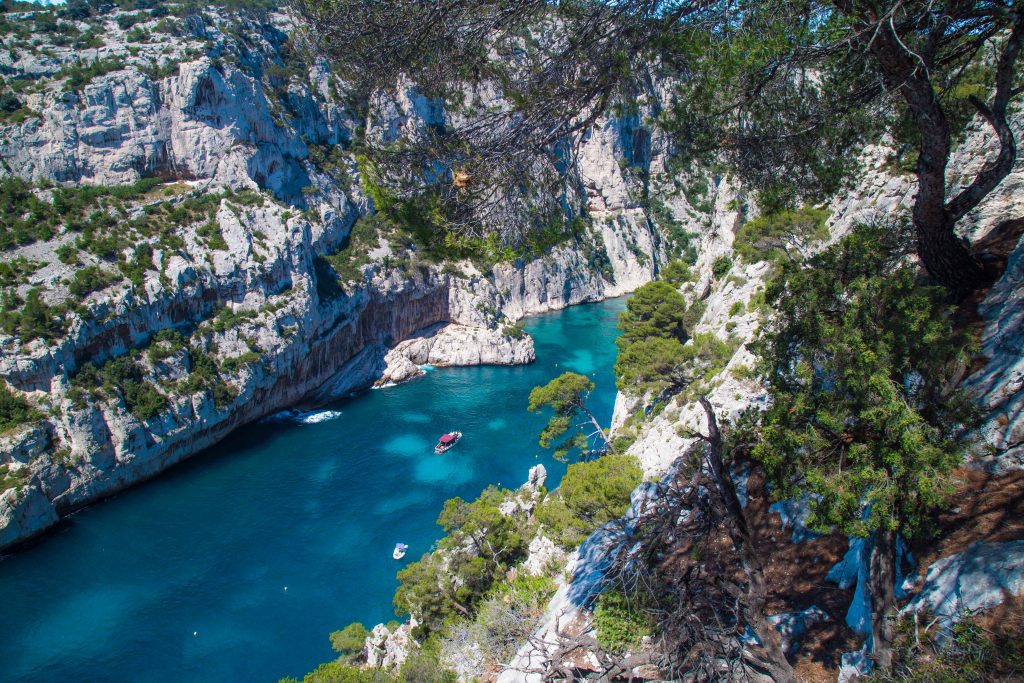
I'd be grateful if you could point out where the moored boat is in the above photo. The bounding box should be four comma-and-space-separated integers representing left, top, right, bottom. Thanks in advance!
434, 431, 462, 454
393, 543, 408, 560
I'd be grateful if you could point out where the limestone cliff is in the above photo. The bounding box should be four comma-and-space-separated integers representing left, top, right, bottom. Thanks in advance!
0, 5, 677, 549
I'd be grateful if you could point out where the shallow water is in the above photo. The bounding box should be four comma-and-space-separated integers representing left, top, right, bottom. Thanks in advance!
0, 298, 626, 683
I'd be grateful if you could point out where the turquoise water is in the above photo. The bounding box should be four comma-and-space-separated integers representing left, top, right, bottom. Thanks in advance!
0, 298, 626, 683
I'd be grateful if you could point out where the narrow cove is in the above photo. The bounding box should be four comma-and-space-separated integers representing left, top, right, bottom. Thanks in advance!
0, 298, 626, 683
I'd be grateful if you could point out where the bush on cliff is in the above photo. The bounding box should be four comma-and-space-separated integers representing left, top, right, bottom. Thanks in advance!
0, 288, 67, 343
751, 223, 977, 667
537, 454, 642, 549
615, 281, 688, 350
394, 486, 531, 635
528, 372, 612, 460
330, 622, 369, 661
0, 384, 41, 434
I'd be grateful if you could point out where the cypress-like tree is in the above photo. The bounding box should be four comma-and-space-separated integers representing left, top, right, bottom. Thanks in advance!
751, 223, 976, 670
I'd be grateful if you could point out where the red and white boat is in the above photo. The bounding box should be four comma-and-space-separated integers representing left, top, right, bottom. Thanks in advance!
434, 431, 462, 454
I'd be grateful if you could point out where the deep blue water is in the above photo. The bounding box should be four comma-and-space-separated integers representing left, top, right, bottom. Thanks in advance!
0, 298, 626, 683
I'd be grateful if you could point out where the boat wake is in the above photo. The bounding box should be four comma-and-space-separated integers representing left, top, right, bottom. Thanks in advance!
262, 409, 343, 425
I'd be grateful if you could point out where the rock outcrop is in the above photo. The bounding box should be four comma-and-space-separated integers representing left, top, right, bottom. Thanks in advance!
0, 7, 673, 549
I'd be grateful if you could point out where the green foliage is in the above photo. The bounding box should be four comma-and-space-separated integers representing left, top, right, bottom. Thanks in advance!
711, 255, 733, 279
197, 220, 228, 251
502, 323, 526, 339
594, 590, 653, 654
648, 198, 698, 263
0, 177, 57, 248
734, 205, 830, 264
442, 573, 556, 668
68, 265, 117, 297
72, 351, 168, 421
0, 288, 67, 343
292, 661, 394, 683
221, 351, 261, 372
398, 644, 457, 683
0, 257, 40, 287
319, 214, 381, 287
527, 372, 601, 460
615, 281, 688, 350
212, 306, 257, 333
873, 606, 1024, 682
178, 346, 237, 409
395, 486, 531, 635
537, 454, 642, 549
660, 260, 694, 286
147, 329, 186, 363
119, 244, 156, 287
0, 383, 41, 434
0, 462, 31, 492
0, 176, 164, 250
58, 57, 126, 90
751, 224, 975, 539
613, 281, 726, 404
329, 622, 369, 658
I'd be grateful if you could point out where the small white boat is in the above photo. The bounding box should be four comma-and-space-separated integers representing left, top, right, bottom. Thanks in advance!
434, 431, 462, 454
393, 543, 408, 560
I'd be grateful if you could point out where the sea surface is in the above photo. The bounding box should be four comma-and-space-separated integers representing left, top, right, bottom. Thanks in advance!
0, 297, 626, 683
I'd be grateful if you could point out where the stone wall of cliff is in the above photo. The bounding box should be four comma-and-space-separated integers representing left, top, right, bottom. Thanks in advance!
0, 6, 692, 548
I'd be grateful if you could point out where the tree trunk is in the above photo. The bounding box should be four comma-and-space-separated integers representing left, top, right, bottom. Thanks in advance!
698, 397, 796, 683
582, 406, 614, 453
913, 191, 988, 292
868, 528, 897, 673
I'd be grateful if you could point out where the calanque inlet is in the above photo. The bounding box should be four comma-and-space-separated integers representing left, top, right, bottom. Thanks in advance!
1, 1, 1023, 682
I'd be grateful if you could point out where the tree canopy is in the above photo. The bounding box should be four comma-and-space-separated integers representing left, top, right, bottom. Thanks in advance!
750, 222, 977, 669
294, 0, 1024, 290
528, 371, 613, 460
615, 281, 689, 350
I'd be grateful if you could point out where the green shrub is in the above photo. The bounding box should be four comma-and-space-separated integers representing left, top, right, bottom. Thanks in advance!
616, 281, 689, 350
728, 300, 745, 317
72, 352, 168, 420
537, 454, 642, 549
119, 244, 155, 287
221, 351, 261, 372
660, 260, 693, 285
329, 622, 369, 658
0, 384, 41, 434
0, 288, 66, 342
502, 323, 526, 339
711, 255, 732, 279
68, 266, 117, 297
197, 220, 228, 250
734, 205, 830, 264
147, 329, 186, 363
58, 57, 126, 90
594, 590, 654, 653
0, 462, 31, 492
874, 606, 1024, 682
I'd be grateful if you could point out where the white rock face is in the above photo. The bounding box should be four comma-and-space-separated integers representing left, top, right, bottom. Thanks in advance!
901, 540, 1024, 627
964, 229, 1024, 473
364, 619, 419, 669
522, 534, 564, 577
0, 9, 672, 549
0, 482, 59, 548
381, 322, 535, 380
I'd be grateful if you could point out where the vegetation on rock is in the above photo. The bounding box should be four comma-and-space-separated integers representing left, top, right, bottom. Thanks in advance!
528, 372, 613, 460
751, 223, 977, 670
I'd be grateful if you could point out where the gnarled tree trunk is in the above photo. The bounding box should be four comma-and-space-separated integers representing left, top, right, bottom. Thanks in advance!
868, 528, 897, 673
698, 397, 796, 683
